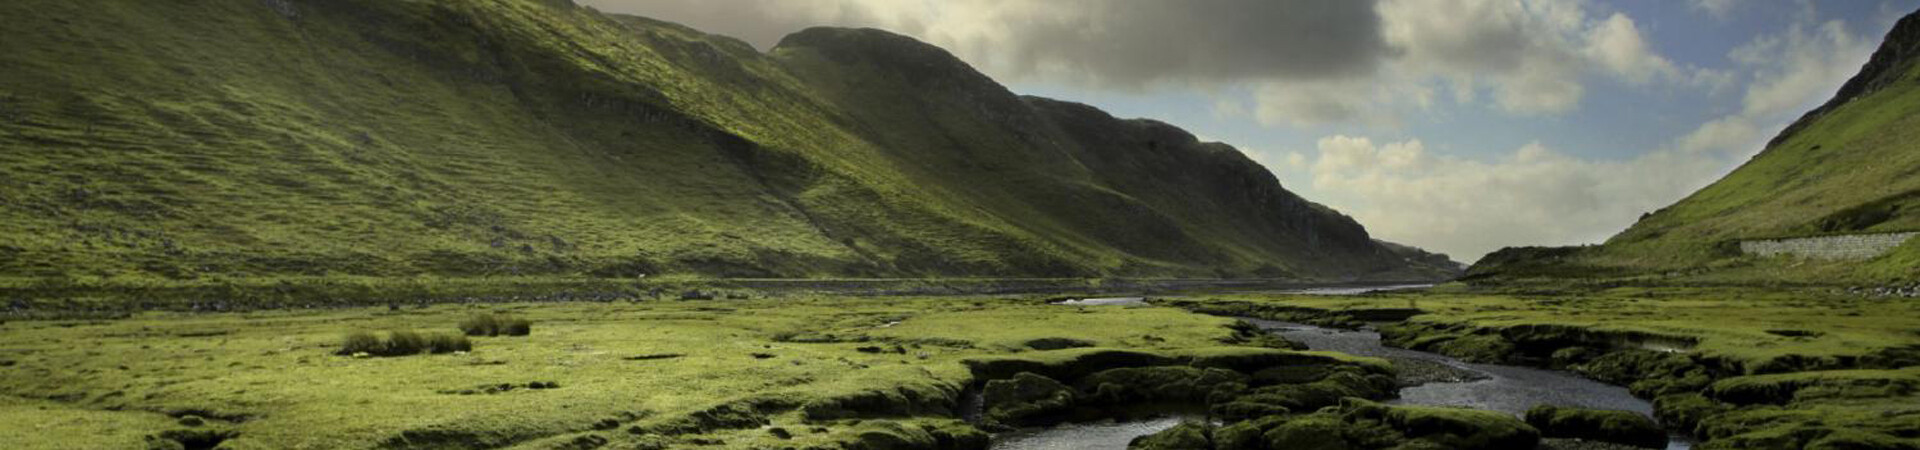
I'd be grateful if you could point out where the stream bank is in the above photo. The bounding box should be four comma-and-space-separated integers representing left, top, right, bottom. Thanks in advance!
1162, 294, 1920, 450
995, 289, 1688, 450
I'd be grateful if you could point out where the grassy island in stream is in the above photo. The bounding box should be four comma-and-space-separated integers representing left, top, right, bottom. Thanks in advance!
1159, 286, 1920, 449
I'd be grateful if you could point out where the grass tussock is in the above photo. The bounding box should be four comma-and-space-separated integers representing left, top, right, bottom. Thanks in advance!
338, 330, 471, 357
460, 313, 532, 337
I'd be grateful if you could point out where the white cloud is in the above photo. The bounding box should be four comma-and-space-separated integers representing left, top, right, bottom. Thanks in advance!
1677, 18, 1873, 155
1585, 13, 1683, 84
1297, 136, 1736, 261
593, 0, 1699, 125
1376, 0, 1592, 115
1291, 14, 1883, 262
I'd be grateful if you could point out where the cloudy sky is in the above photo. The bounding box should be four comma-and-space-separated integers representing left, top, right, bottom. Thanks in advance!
582, 0, 1919, 262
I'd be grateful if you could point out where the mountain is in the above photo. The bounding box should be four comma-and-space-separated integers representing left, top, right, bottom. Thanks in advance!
1469, 9, 1920, 284
0, 0, 1458, 287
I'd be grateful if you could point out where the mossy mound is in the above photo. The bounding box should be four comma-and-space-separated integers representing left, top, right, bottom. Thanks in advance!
1431, 335, 1516, 364
799, 380, 964, 421
1349, 400, 1540, 450
981, 372, 1075, 426
1707, 368, 1920, 406
1577, 350, 1714, 398
1128, 421, 1215, 449
1685, 369, 1920, 449
1651, 393, 1730, 434
1377, 322, 1513, 364
1693, 403, 1920, 450
967, 347, 1395, 430
835, 419, 988, 450
1524, 405, 1666, 449
1077, 366, 1247, 405
1210, 370, 1395, 421
1137, 399, 1540, 450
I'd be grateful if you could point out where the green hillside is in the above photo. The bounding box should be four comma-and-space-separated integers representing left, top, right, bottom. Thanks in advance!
0, 0, 1456, 298
1470, 10, 1920, 284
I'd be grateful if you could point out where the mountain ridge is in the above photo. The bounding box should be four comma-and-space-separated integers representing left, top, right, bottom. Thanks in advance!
0, 0, 1458, 291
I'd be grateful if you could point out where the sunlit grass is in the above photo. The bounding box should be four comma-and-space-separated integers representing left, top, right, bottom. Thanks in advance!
0, 295, 1279, 449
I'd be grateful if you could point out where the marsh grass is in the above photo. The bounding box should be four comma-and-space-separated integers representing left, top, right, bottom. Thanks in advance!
386, 330, 427, 355
338, 330, 470, 357
338, 331, 381, 356
426, 333, 473, 354
460, 313, 531, 337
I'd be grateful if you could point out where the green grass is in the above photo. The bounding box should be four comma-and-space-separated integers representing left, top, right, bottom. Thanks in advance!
0, 0, 1452, 295
0, 397, 184, 450
0, 295, 1328, 449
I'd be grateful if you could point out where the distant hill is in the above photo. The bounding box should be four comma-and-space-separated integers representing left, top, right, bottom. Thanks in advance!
1470, 9, 1920, 284
0, 0, 1459, 286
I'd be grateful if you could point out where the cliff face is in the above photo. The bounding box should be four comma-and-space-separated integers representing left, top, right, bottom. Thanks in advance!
0, 0, 1458, 282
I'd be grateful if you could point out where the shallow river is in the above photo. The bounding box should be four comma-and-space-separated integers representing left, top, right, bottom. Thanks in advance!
998, 290, 1693, 449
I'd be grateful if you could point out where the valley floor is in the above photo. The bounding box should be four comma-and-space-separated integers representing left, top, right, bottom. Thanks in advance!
1, 285, 1914, 449
0, 295, 1322, 449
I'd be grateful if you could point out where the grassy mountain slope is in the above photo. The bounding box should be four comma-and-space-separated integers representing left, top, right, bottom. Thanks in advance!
1470, 10, 1920, 284
0, 0, 1455, 293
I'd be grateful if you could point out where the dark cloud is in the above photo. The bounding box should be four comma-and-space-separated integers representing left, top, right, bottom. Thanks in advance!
578, 0, 1389, 88
997, 0, 1390, 87
576, 0, 900, 51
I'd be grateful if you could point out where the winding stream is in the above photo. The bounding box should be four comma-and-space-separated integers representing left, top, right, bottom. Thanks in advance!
998, 289, 1693, 449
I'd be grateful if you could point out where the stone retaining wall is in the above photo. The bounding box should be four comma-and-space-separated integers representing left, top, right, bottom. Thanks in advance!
1738, 232, 1919, 260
